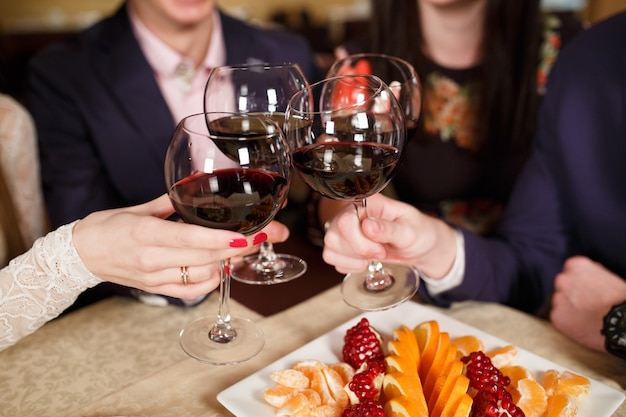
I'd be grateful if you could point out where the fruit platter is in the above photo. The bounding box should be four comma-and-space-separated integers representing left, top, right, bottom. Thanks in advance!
217, 301, 625, 417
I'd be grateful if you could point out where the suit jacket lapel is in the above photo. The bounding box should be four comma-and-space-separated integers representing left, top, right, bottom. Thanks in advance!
92, 5, 175, 163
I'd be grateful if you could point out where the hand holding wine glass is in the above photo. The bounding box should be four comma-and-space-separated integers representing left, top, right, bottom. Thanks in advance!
284, 75, 419, 311
165, 112, 291, 364
204, 63, 308, 285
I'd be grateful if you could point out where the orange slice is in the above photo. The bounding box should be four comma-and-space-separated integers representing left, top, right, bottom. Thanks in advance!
512, 378, 548, 417
430, 373, 470, 417
423, 333, 455, 400
382, 371, 424, 401
451, 334, 485, 359
392, 325, 421, 362
427, 360, 463, 410
385, 354, 418, 375
414, 320, 440, 381
439, 389, 472, 417
542, 393, 578, 417
486, 344, 517, 368
450, 393, 473, 417
384, 395, 429, 417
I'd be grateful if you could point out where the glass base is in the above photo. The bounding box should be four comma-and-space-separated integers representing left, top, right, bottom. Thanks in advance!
179, 315, 264, 365
231, 254, 307, 285
341, 263, 419, 311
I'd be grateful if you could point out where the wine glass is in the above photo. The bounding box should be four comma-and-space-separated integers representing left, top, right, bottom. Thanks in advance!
204, 63, 308, 285
165, 112, 291, 364
284, 75, 420, 311
327, 53, 422, 141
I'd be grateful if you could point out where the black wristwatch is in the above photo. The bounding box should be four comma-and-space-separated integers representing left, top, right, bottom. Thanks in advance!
601, 300, 626, 360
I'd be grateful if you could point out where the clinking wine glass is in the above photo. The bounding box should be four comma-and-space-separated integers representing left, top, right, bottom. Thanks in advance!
165, 112, 291, 364
204, 63, 308, 284
284, 75, 419, 311
327, 53, 422, 141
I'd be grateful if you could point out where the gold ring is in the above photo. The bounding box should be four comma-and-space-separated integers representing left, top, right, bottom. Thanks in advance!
181, 266, 189, 285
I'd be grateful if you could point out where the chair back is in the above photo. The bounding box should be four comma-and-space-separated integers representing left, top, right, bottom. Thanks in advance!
0, 94, 48, 266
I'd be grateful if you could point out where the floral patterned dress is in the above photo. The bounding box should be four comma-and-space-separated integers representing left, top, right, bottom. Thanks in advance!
392, 13, 583, 236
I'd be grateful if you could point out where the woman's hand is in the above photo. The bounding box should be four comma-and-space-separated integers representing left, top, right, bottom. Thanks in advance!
72, 194, 290, 300
322, 193, 457, 279
551, 256, 626, 352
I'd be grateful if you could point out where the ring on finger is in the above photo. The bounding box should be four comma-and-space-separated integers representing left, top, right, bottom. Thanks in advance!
180, 266, 189, 285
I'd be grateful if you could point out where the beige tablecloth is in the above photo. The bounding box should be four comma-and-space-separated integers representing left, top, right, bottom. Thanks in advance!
0, 285, 624, 416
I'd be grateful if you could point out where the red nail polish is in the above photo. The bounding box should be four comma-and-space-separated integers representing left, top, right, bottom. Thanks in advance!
253, 232, 267, 245
229, 238, 248, 248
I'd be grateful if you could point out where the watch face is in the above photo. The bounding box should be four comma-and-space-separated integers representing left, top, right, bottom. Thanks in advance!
604, 303, 626, 356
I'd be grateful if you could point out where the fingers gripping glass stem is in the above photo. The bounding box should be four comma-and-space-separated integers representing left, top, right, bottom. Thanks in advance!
209, 259, 236, 343
354, 199, 395, 292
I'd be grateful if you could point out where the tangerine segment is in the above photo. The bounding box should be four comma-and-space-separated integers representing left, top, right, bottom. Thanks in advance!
321, 366, 349, 408
293, 359, 326, 380
451, 334, 485, 359
384, 395, 429, 417
264, 383, 298, 408
486, 344, 517, 368
270, 369, 310, 389
414, 320, 440, 381
541, 370, 590, 403
542, 393, 578, 417
329, 362, 355, 385
310, 368, 334, 405
512, 378, 548, 417
303, 404, 343, 417
277, 391, 313, 416
501, 365, 534, 390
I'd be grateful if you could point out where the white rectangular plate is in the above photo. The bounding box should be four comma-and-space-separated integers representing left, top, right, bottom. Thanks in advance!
218, 302, 625, 416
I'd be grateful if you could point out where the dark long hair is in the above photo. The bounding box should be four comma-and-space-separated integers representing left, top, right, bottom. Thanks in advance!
370, 0, 542, 151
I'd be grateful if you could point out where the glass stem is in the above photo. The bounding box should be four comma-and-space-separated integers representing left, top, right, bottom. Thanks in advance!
354, 198, 395, 293
258, 242, 277, 263
209, 258, 236, 343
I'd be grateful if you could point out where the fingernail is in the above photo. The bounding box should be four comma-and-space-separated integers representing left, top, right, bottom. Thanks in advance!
253, 232, 268, 245
229, 238, 248, 248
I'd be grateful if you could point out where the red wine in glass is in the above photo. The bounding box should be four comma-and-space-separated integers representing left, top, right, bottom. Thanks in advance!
291, 142, 399, 200
204, 63, 309, 284
170, 169, 288, 232
165, 112, 291, 364
285, 75, 420, 311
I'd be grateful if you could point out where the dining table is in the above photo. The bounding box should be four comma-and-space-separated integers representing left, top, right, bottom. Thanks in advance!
1, 235, 625, 417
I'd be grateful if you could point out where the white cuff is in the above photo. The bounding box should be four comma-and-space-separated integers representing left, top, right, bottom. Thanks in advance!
420, 228, 465, 295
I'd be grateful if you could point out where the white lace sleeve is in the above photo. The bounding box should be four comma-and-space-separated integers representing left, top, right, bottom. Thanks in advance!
0, 221, 102, 351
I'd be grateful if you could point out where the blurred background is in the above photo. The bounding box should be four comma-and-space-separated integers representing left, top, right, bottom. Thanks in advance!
1, 0, 625, 101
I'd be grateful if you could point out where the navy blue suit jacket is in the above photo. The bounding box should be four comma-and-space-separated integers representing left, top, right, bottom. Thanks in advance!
28, 4, 320, 228
420, 12, 626, 313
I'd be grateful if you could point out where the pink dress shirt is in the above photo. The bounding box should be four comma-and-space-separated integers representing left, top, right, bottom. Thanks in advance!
129, 9, 227, 124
